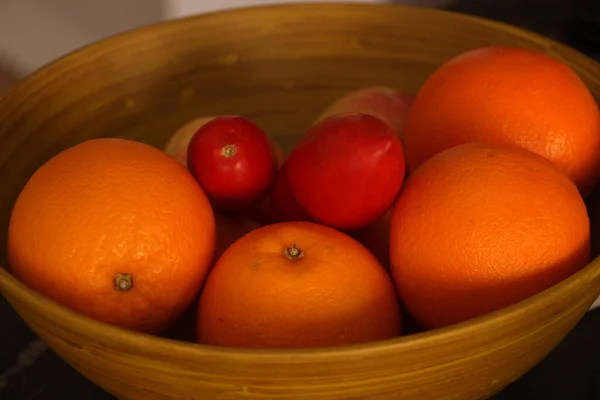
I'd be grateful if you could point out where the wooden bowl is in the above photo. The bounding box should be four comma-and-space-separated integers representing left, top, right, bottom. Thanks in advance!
1, 4, 600, 399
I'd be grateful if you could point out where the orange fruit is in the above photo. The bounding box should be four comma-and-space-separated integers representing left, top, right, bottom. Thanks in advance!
7, 138, 216, 334
197, 221, 401, 348
161, 214, 259, 342
389, 142, 590, 329
403, 45, 600, 196
163, 215, 258, 343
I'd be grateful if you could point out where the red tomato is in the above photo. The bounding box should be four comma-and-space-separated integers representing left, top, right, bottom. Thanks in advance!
187, 116, 276, 210
287, 113, 406, 230
164, 116, 217, 166
270, 163, 312, 222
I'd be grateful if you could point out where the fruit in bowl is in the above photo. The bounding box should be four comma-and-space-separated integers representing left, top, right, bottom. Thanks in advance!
198, 221, 402, 348
0, 4, 600, 399
7, 43, 599, 342
164, 115, 217, 166
287, 112, 406, 230
403, 46, 600, 197
389, 142, 590, 329
7, 138, 216, 334
314, 86, 413, 142
186, 115, 278, 211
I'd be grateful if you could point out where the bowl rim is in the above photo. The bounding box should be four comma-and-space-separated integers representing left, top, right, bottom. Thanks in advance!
1, 2, 600, 362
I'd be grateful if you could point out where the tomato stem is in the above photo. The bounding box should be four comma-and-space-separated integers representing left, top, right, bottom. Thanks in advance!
221, 144, 237, 158
114, 273, 134, 291
284, 244, 304, 261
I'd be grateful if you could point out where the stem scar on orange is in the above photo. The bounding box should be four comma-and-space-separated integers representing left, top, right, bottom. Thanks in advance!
197, 221, 402, 349
7, 138, 216, 334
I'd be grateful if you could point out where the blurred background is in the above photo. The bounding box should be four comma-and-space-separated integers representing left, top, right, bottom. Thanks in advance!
0, 0, 448, 92
1, 0, 598, 93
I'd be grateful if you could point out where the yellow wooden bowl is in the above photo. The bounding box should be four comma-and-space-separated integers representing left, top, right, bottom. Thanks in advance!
1, 4, 600, 399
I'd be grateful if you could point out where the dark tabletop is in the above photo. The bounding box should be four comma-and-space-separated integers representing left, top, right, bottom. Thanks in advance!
1, 0, 600, 399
